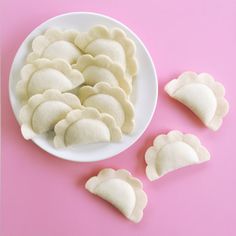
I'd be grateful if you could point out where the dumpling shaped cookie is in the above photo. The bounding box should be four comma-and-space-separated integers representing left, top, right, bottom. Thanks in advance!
19, 89, 82, 140
27, 28, 82, 64
165, 72, 229, 131
85, 168, 147, 223
73, 54, 132, 95
145, 130, 210, 181
78, 82, 135, 134
54, 107, 122, 147
75, 25, 137, 78
16, 58, 84, 102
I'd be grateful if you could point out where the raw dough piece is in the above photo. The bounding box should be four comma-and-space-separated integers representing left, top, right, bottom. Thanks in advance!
19, 89, 82, 140
16, 58, 84, 102
145, 130, 210, 181
85, 168, 147, 223
27, 28, 82, 64
75, 25, 137, 78
73, 54, 132, 95
165, 72, 229, 130
54, 108, 122, 147
78, 82, 135, 134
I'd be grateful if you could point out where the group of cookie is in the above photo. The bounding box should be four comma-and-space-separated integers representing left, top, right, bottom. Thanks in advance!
15, 25, 229, 223
16, 25, 137, 147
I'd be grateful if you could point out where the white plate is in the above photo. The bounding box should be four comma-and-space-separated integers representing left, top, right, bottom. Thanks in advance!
9, 12, 158, 162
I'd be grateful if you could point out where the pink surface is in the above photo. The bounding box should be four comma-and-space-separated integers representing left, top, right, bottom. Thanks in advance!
1, 0, 236, 235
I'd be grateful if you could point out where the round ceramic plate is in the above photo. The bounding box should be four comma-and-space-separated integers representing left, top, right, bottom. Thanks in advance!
9, 12, 158, 162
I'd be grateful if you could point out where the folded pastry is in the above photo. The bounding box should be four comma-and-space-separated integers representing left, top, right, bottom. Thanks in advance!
78, 82, 135, 134
145, 130, 210, 181
73, 54, 132, 95
27, 28, 82, 64
75, 25, 137, 79
165, 72, 229, 130
16, 58, 84, 102
19, 89, 82, 140
54, 108, 122, 147
85, 168, 147, 223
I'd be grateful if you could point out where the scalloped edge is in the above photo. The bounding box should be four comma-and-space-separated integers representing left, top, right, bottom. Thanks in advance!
26, 28, 82, 64
16, 58, 84, 103
145, 130, 211, 181
165, 71, 229, 131
54, 107, 122, 148
78, 82, 135, 134
73, 54, 132, 95
74, 25, 138, 77
85, 168, 147, 223
19, 89, 82, 140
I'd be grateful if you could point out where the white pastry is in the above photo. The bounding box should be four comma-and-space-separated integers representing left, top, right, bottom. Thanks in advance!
16, 58, 84, 102
78, 82, 135, 134
75, 25, 137, 78
85, 168, 147, 223
54, 108, 122, 147
145, 130, 210, 181
27, 28, 82, 64
19, 89, 82, 140
165, 72, 229, 130
73, 54, 132, 95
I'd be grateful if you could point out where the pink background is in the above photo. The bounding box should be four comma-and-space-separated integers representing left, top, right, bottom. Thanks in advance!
1, 0, 236, 235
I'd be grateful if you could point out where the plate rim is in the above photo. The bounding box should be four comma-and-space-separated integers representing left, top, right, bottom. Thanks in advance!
8, 11, 158, 162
